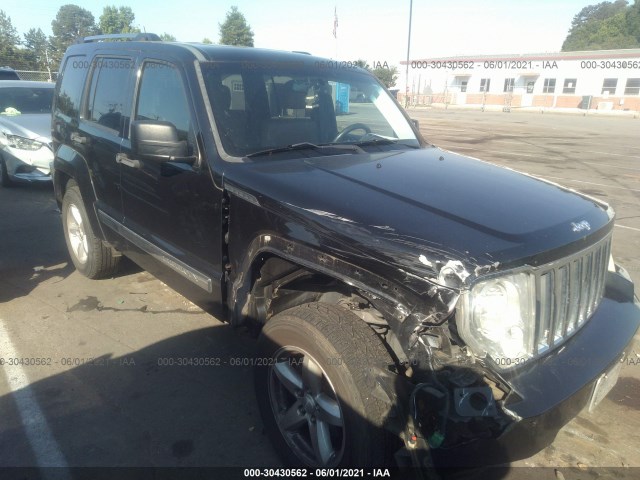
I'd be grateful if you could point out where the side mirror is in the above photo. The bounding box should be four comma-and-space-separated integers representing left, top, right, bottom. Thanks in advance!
411, 118, 419, 129
130, 120, 193, 162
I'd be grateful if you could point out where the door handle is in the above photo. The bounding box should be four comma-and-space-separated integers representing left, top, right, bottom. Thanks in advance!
116, 153, 142, 169
70, 132, 89, 145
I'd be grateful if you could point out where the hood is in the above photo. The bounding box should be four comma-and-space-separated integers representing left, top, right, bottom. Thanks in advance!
226, 146, 613, 289
0, 113, 53, 144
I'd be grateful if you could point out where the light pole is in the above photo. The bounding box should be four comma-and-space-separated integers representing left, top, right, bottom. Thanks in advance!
405, 0, 413, 108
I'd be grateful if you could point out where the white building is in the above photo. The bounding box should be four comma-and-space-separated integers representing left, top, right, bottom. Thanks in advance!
399, 49, 640, 112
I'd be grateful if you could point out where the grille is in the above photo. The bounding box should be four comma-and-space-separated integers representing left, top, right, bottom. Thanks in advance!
534, 234, 611, 355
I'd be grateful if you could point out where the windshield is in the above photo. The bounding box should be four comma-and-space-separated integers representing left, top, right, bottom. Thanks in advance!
0, 86, 54, 115
200, 61, 419, 157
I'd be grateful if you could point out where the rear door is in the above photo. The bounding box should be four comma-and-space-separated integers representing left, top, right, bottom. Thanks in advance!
79, 55, 135, 228
120, 59, 223, 303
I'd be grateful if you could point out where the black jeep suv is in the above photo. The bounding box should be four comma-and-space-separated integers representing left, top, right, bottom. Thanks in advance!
52, 34, 639, 469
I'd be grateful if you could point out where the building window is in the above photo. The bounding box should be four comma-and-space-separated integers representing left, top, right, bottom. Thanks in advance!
232, 81, 244, 92
503, 78, 515, 93
480, 78, 491, 92
526, 81, 535, 94
563, 79, 577, 94
543, 78, 556, 94
624, 78, 640, 95
601, 78, 618, 95
460, 80, 468, 93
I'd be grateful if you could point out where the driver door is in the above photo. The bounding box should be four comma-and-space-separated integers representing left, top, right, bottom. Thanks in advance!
119, 59, 223, 305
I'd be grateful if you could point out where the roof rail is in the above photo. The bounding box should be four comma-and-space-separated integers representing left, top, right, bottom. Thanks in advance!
292, 51, 311, 55
82, 33, 162, 43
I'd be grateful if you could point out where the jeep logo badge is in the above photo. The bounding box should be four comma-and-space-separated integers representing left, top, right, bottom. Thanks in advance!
571, 220, 591, 232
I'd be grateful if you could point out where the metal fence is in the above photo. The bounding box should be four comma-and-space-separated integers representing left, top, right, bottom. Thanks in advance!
15, 70, 57, 82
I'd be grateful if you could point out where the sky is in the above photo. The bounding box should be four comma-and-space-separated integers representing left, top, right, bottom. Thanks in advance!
2, 0, 596, 64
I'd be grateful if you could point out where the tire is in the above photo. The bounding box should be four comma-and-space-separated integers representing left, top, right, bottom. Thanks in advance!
255, 302, 394, 468
61, 180, 120, 279
0, 156, 14, 187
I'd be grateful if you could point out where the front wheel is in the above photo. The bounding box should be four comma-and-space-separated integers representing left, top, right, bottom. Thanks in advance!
0, 156, 14, 187
62, 181, 120, 278
255, 302, 394, 467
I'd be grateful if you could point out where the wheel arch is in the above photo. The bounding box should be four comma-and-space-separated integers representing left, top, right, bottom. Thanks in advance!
53, 145, 105, 242
228, 234, 416, 365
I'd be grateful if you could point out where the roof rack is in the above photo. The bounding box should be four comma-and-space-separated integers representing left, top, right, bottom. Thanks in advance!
82, 33, 162, 43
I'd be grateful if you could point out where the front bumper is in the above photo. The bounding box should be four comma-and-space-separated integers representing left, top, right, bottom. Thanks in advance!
428, 282, 640, 467
2, 147, 53, 183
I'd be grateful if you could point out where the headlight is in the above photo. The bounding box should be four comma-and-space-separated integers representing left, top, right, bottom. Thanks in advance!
457, 272, 536, 368
1, 134, 44, 151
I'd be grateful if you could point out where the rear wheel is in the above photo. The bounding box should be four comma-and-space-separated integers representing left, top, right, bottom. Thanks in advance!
62, 181, 120, 278
255, 302, 394, 467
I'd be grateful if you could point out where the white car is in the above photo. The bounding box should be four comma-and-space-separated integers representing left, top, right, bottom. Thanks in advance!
0, 80, 54, 186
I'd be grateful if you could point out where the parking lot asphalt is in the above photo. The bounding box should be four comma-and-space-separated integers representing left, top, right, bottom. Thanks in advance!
1, 109, 639, 477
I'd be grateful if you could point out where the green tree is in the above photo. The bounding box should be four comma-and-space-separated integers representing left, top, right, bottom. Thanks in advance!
569, 0, 628, 29
354, 59, 370, 70
50, 5, 97, 64
0, 10, 24, 67
99, 6, 139, 34
23, 28, 54, 75
202, 37, 213, 44
627, 0, 640, 39
219, 6, 254, 47
159, 33, 176, 41
562, 0, 640, 50
372, 65, 398, 88
0, 10, 20, 46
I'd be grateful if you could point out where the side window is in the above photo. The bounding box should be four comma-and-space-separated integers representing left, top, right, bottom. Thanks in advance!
135, 62, 193, 145
55, 56, 88, 119
86, 57, 133, 135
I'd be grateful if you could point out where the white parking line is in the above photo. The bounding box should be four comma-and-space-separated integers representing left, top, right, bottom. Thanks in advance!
0, 319, 70, 476
435, 144, 475, 150
542, 175, 640, 193
588, 151, 640, 159
584, 162, 640, 171
616, 224, 640, 233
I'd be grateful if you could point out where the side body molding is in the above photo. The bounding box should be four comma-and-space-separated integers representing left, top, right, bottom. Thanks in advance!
98, 210, 214, 293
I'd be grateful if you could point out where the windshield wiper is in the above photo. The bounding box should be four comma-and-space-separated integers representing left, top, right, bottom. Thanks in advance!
246, 142, 364, 158
353, 137, 419, 149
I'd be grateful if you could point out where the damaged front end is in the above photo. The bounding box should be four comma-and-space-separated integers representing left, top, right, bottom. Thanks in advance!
373, 229, 640, 468
368, 257, 517, 468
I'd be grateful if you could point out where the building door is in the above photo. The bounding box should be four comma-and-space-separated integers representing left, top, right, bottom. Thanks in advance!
521, 80, 535, 107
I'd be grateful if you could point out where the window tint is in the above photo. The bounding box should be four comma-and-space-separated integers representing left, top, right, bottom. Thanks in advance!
136, 62, 192, 137
87, 57, 133, 134
56, 55, 88, 118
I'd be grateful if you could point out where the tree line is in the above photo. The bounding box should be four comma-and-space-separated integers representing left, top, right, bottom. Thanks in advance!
0, 4, 254, 73
562, 0, 640, 50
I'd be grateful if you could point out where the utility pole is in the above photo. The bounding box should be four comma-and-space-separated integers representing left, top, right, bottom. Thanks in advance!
404, 0, 413, 108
